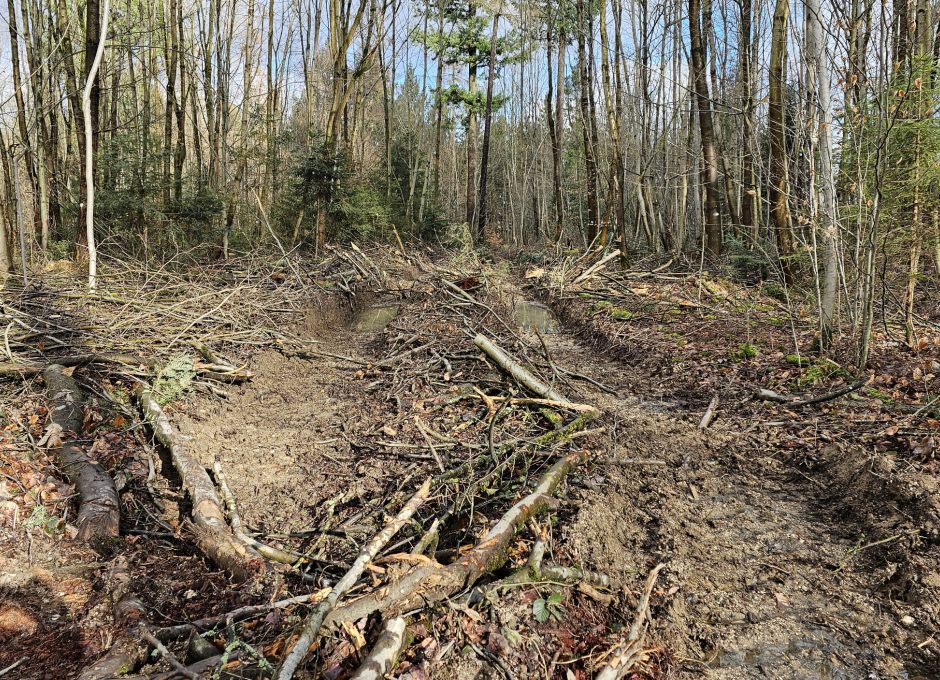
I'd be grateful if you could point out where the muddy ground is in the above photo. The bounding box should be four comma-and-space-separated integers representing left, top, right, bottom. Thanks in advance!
1, 251, 939, 679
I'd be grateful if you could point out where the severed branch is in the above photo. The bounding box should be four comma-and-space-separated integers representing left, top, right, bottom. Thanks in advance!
474, 333, 570, 403
213, 460, 307, 566
698, 395, 719, 429
138, 626, 198, 680
595, 563, 665, 680
275, 478, 432, 680
348, 617, 408, 680
755, 378, 867, 407
572, 249, 621, 285
136, 386, 263, 581
476, 394, 600, 416
43, 364, 120, 549
318, 450, 587, 628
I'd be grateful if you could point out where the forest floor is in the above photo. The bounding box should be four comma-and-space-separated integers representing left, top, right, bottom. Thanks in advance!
1, 247, 938, 679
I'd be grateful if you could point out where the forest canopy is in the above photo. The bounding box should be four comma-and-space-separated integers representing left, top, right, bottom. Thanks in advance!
0, 0, 939, 366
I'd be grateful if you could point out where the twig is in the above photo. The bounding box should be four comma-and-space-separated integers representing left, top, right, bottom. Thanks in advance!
139, 625, 199, 679
275, 478, 432, 680
595, 563, 665, 679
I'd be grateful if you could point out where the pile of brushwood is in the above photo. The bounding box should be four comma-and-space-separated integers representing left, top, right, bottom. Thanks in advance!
2, 248, 667, 679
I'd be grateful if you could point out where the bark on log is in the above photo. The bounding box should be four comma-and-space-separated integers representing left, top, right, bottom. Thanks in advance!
43, 364, 120, 548
275, 478, 432, 680
321, 451, 585, 627
474, 334, 569, 403
348, 617, 408, 680
135, 386, 263, 581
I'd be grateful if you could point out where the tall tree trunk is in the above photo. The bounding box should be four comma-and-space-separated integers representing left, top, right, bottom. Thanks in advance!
546, 17, 565, 244
476, 10, 500, 241
6, 0, 39, 242
689, 0, 722, 256
576, 0, 599, 244
83, 0, 111, 289
769, 0, 794, 283
738, 0, 757, 239
806, 0, 840, 350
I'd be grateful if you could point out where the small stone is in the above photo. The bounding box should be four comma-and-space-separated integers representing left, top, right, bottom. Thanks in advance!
900, 615, 915, 627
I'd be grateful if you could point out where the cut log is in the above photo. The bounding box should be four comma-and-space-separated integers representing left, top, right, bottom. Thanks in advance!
43, 364, 120, 548
474, 334, 569, 403
348, 617, 408, 680
135, 386, 263, 581
320, 450, 586, 628
275, 478, 432, 680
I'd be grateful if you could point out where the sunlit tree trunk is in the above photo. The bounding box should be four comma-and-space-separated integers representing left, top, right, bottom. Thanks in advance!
769, 0, 794, 282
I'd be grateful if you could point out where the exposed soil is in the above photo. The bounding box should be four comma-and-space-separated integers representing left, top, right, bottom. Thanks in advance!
2, 252, 938, 678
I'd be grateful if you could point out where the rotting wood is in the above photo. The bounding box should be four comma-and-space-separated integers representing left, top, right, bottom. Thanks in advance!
319, 450, 587, 628
474, 333, 569, 403
135, 386, 263, 581
75, 557, 148, 680
348, 617, 408, 680
275, 478, 432, 680
43, 364, 120, 548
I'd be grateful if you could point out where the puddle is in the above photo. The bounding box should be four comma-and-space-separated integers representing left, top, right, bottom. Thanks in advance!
351, 304, 399, 332
515, 300, 560, 334
711, 632, 843, 679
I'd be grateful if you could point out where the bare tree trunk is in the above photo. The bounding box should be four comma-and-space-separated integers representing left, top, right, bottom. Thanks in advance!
576, 0, 599, 243
689, 0, 722, 256
769, 0, 794, 283
806, 0, 840, 350
83, 0, 110, 289
477, 9, 501, 241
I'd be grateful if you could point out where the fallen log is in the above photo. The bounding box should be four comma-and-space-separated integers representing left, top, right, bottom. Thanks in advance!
474, 334, 569, 403
348, 617, 408, 680
3, 353, 154, 378
319, 450, 586, 628
43, 364, 120, 548
275, 478, 432, 680
135, 386, 263, 581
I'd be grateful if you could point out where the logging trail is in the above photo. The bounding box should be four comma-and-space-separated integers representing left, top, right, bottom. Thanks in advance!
175, 260, 918, 678
2, 251, 936, 679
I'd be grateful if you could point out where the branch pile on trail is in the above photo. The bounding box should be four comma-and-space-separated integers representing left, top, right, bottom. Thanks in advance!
0, 250, 386, 386
61, 253, 667, 679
